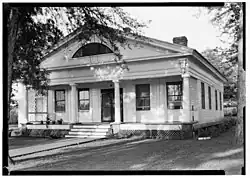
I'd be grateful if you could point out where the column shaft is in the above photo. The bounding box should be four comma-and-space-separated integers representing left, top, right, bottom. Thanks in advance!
182, 74, 191, 122
17, 82, 28, 127
114, 81, 121, 123
70, 84, 77, 123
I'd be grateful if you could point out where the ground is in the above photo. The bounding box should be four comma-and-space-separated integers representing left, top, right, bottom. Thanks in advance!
9, 127, 244, 174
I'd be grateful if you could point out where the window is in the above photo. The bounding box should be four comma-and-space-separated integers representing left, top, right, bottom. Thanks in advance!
55, 90, 65, 112
208, 86, 212, 110
167, 82, 183, 109
219, 92, 222, 110
72, 43, 113, 58
215, 90, 218, 110
78, 89, 90, 111
201, 82, 205, 109
136, 84, 150, 110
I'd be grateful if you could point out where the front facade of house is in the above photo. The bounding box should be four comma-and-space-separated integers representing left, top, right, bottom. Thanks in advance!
17, 32, 226, 138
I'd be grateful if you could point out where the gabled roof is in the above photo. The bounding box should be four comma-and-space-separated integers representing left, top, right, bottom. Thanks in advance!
42, 27, 227, 83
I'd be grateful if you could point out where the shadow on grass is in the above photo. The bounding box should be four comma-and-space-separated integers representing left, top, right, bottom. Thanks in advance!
13, 129, 244, 174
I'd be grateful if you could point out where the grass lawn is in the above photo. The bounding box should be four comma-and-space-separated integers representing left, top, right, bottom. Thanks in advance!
9, 127, 244, 174
9, 137, 69, 150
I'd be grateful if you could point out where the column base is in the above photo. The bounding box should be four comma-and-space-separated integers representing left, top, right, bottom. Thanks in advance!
110, 122, 121, 134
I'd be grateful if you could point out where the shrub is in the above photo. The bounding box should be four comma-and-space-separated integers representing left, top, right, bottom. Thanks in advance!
9, 108, 18, 124
22, 129, 69, 138
224, 107, 237, 116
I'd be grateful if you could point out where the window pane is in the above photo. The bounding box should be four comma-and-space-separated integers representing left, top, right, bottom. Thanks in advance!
136, 84, 150, 110
136, 98, 144, 107
168, 101, 182, 109
201, 82, 205, 109
215, 90, 218, 110
56, 91, 65, 101
55, 101, 65, 112
79, 89, 89, 100
144, 98, 150, 107
136, 84, 150, 97
73, 43, 113, 58
208, 86, 211, 110
79, 100, 90, 110
167, 82, 183, 109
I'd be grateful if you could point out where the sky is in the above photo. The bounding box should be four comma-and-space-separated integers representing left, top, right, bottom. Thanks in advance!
122, 7, 225, 52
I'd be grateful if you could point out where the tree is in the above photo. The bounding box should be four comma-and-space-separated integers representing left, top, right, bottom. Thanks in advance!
5, 5, 147, 167
202, 48, 237, 101
205, 2, 244, 144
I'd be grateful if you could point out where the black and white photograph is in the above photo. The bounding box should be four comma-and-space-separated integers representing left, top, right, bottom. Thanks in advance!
2, 1, 246, 175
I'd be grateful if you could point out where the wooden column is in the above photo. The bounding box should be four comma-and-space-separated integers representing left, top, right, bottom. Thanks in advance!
182, 74, 191, 122
114, 80, 121, 123
70, 83, 77, 123
111, 79, 121, 134
17, 82, 28, 127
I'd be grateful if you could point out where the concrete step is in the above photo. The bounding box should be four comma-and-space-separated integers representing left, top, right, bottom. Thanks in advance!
73, 125, 110, 129
68, 131, 108, 136
65, 135, 106, 138
71, 128, 109, 132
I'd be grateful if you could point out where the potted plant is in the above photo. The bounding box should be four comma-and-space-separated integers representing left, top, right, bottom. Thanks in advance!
46, 117, 50, 125
57, 118, 63, 124
52, 120, 56, 124
40, 120, 44, 124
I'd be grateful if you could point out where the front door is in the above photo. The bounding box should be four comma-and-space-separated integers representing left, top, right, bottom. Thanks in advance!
101, 89, 114, 122
101, 88, 123, 122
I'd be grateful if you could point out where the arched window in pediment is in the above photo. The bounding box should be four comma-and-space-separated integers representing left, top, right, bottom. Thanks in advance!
72, 43, 113, 58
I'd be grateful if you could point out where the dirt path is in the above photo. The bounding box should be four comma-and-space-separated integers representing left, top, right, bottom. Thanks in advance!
10, 128, 244, 174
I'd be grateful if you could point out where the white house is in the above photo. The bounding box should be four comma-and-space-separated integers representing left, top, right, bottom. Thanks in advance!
17, 30, 227, 139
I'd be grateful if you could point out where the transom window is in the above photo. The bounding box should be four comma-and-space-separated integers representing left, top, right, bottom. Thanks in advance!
55, 90, 65, 112
78, 89, 90, 111
72, 43, 113, 58
136, 84, 150, 111
167, 82, 183, 109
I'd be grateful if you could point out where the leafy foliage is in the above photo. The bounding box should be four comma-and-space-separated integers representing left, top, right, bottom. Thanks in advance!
201, 3, 243, 101
205, 2, 244, 144
7, 6, 147, 94
201, 48, 237, 100
207, 2, 242, 63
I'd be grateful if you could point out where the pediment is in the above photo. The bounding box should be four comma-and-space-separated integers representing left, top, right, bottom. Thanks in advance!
41, 33, 188, 70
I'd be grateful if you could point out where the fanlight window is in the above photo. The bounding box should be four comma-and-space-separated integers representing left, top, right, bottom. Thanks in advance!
72, 43, 113, 58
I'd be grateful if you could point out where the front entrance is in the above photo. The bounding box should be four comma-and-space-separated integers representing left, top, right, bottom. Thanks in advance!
101, 88, 123, 123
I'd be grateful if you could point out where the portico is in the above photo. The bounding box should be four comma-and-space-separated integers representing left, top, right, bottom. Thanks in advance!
17, 34, 226, 139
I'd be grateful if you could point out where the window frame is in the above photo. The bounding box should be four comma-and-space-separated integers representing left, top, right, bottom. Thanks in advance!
72, 43, 113, 58
55, 90, 66, 112
208, 86, 212, 110
136, 84, 150, 111
166, 81, 183, 110
219, 91, 222, 110
215, 90, 218, 110
201, 82, 205, 109
78, 88, 90, 111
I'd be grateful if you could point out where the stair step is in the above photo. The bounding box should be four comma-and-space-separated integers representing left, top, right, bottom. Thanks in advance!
65, 135, 106, 138
68, 131, 108, 136
71, 128, 109, 132
73, 125, 110, 129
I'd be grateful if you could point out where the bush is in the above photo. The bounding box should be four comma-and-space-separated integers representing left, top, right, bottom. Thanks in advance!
9, 108, 18, 124
224, 107, 237, 116
22, 129, 69, 138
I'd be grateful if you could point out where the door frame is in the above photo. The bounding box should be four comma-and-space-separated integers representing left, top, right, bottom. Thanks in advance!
101, 88, 123, 123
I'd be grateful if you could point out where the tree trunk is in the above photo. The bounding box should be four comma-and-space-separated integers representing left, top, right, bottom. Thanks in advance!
235, 11, 245, 145
7, 7, 20, 165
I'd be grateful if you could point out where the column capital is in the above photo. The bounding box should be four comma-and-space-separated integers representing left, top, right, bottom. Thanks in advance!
112, 79, 119, 83
69, 83, 77, 87
182, 73, 190, 78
